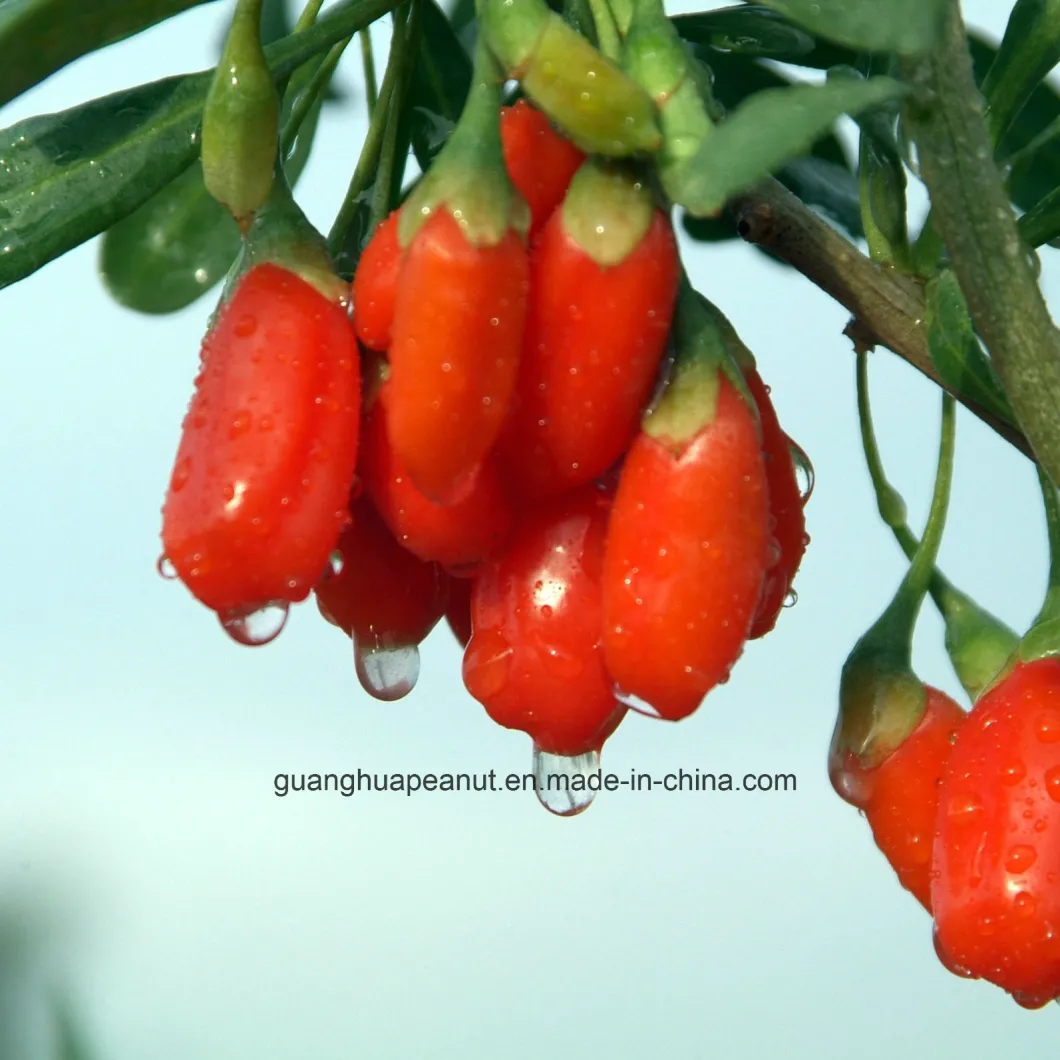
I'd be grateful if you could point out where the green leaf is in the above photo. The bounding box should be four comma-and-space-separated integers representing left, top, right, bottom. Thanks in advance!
407, 0, 470, 170
753, 0, 946, 56
0, 0, 393, 291
982, 0, 1060, 148
100, 35, 336, 314
1018, 183, 1060, 248
925, 270, 1016, 426
672, 6, 815, 60
777, 155, 862, 236
671, 75, 905, 217
99, 163, 240, 314
968, 33, 1060, 215
0, 0, 218, 108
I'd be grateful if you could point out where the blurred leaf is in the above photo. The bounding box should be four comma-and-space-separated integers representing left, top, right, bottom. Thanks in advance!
671, 75, 905, 216
925, 270, 1015, 425
52, 997, 95, 1060
0, 0, 393, 290
777, 155, 862, 236
754, 0, 946, 55
261, 0, 292, 43
99, 163, 240, 314
672, 6, 815, 60
408, 0, 470, 170
0, 0, 218, 109
981, 0, 1060, 147
101, 38, 336, 314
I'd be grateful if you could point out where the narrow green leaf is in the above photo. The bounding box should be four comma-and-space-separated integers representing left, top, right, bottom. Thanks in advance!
754, 0, 946, 55
672, 6, 815, 60
968, 33, 1060, 215
407, 0, 470, 170
0, 0, 218, 109
1018, 183, 1060, 248
0, 0, 394, 291
982, 0, 1060, 147
671, 75, 905, 217
925, 270, 1016, 426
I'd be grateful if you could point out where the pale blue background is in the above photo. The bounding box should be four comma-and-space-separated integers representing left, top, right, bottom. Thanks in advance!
1, 1, 1057, 1056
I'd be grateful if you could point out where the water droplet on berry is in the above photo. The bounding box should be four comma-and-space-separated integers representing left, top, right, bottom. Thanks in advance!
783, 588, 798, 608
790, 441, 814, 503
933, 925, 976, 979
1037, 709, 1060, 742
1006, 844, 1038, 874
614, 686, 662, 719
218, 601, 290, 646
156, 555, 178, 580
532, 746, 599, 817
355, 641, 419, 701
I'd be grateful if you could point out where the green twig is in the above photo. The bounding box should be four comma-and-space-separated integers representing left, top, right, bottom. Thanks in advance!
361, 29, 379, 115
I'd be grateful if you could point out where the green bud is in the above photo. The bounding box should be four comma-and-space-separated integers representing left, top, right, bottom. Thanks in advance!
202, 0, 280, 227
482, 0, 662, 156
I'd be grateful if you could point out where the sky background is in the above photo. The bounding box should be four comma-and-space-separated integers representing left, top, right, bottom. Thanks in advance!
2, 1, 1058, 1057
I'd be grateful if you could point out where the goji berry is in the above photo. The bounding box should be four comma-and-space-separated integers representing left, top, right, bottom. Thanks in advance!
162, 262, 360, 619
498, 161, 678, 503
500, 99, 585, 238
351, 210, 400, 351
464, 485, 626, 756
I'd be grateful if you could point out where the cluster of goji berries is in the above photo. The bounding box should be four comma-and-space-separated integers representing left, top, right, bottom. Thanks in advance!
830, 353, 1060, 1009
160, 92, 812, 813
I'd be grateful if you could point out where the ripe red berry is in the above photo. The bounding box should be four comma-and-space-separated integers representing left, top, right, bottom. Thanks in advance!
162, 262, 360, 619
602, 373, 769, 720
932, 658, 1060, 1007
463, 485, 626, 756
351, 210, 400, 351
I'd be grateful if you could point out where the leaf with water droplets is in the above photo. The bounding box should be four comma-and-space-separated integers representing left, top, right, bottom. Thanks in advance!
670, 75, 905, 218
753, 0, 947, 55
925, 270, 1016, 427
0, 0, 216, 109
0, 0, 394, 291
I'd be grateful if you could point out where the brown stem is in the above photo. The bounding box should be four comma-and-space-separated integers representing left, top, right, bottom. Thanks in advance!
728, 177, 1033, 461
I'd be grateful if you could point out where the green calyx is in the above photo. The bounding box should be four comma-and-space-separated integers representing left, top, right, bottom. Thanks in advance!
560, 160, 654, 267
481, 0, 661, 156
398, 36, 527, 248
1018, 467, 1060, 663
623, 0, 712, 203
835, 364, 956, 768
202, 0, 280, 228
222, 167, 347, 307
642, 278, 751, 450
856, 350, 1018, 701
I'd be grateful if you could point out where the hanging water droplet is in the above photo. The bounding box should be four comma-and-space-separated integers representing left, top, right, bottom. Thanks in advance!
156, 555, 178, 580
783, 588, 798, 608
614, 686, 662, 719
533, 746, 600, 817
355, 640, 420, 701
790, 441, 814, 504
218, 601, 290, 646
327, 550, 345, 577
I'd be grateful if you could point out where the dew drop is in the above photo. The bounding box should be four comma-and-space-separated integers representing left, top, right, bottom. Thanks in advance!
614, 686, 662, 719
932, 924, 977, 979
156, 555, 178, 580
790, 440, 814, 503
1036, 709, 1060, 743
1006, 844, 1038, 874
783, 588, 799, 608
532, 745, 600, 817
355, 640, 420, 701
218, 601, 290, 646
1045, 765, 1060, 802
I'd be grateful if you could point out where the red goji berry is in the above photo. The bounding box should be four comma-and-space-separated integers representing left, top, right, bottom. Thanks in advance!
463, 485, 626, 756
316, 497, 447, 700
351, 210, 400, 352
445, 574, 473, 648
603, 370, 768, 720
387, 210, 528, 505
742, 365, 808, 638
162, 262, 360, 619
497, 161, 678, 503
500, 99, 585, 238
832, 687, 965, 911
360, 382, 515, 573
